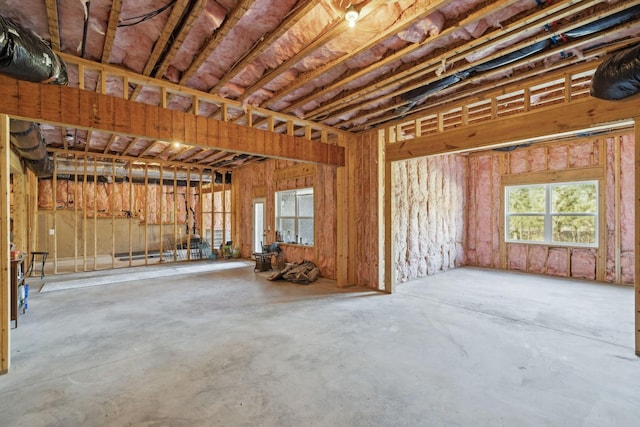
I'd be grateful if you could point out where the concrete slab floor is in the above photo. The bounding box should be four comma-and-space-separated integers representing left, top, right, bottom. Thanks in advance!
1, 266, 639, 426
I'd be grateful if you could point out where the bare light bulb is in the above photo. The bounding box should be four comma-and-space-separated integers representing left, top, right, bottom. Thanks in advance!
345, 7, 358, 27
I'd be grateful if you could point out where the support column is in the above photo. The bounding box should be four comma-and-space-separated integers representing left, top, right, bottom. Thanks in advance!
336, 136, 349, 287
635, 119, 640, 357
1, 114, 11, 374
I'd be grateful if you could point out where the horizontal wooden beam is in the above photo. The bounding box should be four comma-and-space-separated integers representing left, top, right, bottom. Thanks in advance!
386, 95, 640, 161
0, 75, 344, 167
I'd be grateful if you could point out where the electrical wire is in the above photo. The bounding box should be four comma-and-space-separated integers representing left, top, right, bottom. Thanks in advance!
117, 0, 177, 27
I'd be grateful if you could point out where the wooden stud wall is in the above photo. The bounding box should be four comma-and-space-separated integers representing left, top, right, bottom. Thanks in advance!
36, 153, 232, 273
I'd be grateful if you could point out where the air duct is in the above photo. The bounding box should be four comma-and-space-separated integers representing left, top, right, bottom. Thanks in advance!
590, 43, 640, 100
1, 15, 68, 177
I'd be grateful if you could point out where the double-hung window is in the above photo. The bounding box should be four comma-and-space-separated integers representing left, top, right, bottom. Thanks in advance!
505, 181, 598, 247
275, 187, 314, 245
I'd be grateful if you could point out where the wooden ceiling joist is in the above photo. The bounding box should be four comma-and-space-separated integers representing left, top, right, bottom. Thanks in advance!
44, 0, 61, 51
129, 0, 207, 101
208, 0, 318, 93
263, 0, 456, 110
305, 0, 601, 124
179, 0, 257, 86
101, 0, 124, 63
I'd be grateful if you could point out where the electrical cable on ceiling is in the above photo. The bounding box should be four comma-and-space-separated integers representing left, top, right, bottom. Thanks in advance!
117, 0, 177, 27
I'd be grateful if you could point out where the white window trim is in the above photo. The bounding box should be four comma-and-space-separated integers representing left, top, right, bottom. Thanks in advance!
275, 187, 314, 246
505, 180, 599, 248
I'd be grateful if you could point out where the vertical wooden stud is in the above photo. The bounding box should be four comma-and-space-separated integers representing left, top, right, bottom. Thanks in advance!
111, 159, 116, 269
53, 154, 58, 274
82, 155, 87, 271
173, 165, 178, 262
634, 119, 640, 356
128, 163, 133, 267
614, 135, 622, 283
74, 154, 79, 272
93, 157, 98, 270
159, 166, 164, 263
144, 163, 149, 265
336, 137, 349, 287
1, 114, 11, 374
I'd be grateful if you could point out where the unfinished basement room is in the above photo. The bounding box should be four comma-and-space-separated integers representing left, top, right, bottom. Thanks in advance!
1, 0, 640, 425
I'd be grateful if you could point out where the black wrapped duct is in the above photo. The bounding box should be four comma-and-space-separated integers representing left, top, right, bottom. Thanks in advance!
0, 15, 67, 84
8, 120, 53, 177
0, 15, 67, 177
590, 43, 640, 100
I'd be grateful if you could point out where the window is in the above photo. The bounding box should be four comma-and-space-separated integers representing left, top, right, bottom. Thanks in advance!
275, 187, 314, 245
505, 181, 598, 247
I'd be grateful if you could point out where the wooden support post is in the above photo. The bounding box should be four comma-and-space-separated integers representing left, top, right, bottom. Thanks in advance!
74, 155, 79, 272
634, 119, 640, 357
53, 154, 58, 274
82, 156, 87, 271
336, 134, 349, 287
173, 165, 178, 262
111, 159, 116, 269
614, 135, 622, 283
93, 157, 98, 270
144, 164, 149, 265
186, 167, 191, 261
378, 129, 386, 291
128, 165, 133, 267
159, 167, 164, 262
1, 114, 11, 374
384, 157, 395, 293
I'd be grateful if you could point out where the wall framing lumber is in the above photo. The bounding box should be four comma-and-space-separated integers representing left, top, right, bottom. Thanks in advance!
635, 119, 640, 357
0, 75, 344, 167
1, 114, 10, 374
387, 96, 640, 161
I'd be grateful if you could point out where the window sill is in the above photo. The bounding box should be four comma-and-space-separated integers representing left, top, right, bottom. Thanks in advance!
277, 242, 315, 248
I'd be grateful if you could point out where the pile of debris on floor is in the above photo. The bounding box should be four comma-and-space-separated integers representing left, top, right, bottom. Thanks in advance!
268, 259, 320, 285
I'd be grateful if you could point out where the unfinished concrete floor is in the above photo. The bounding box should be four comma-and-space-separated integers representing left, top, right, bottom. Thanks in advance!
1, 265, 639, 426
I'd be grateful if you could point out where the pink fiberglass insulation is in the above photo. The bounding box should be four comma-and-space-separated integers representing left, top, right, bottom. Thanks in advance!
546, 248, 568, 277
190, 0, 298, 91
165, 1, 228, 83
508, 244, 526, 271
57, 0, 111, 60
568, 141, 594, 168
620, 135, 635, 252
621, 252, 634, 284
605, 137, 616, 282
110, 0, 173, 72
570, 249, 596, 280
528, 146, 547, 172
509, 148, 527, 174
256, 5, 335, 71
547, 145, 568, 170
527, 245, 547, 274
397, 12, 445, 43
0, 0, 49, 37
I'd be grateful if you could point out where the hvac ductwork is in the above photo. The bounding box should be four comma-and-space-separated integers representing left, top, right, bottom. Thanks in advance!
590, 43, 640, 100
1, 15, 68, 177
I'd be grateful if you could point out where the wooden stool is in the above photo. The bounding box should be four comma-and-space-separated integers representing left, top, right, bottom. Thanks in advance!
28, 251, 48, 279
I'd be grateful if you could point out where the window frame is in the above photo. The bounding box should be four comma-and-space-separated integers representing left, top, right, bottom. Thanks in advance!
504, 180, 599, 248
275, 187, 314, 246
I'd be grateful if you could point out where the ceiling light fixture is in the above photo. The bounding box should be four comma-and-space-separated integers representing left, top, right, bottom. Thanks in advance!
345, 5, 359, 27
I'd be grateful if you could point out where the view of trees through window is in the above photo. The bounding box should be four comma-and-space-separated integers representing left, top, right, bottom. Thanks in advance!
506, 181, 597, 246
